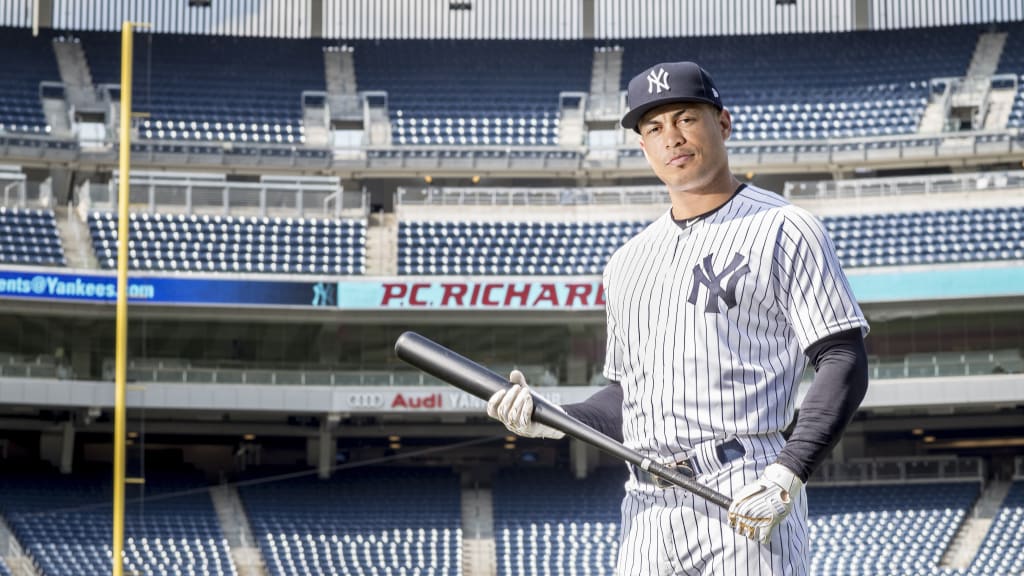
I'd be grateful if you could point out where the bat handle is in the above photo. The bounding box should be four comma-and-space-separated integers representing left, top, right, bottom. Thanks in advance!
646, 461, 733, 509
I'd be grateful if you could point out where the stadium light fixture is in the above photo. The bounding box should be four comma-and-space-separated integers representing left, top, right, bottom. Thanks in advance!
243, 433, 256, 441
389, 442, 402, 450
503, 443, 516, 450
505, 436, 516, 443
923, 435, 936, 443
389, 435, 401, 442
911, 428, 924, 435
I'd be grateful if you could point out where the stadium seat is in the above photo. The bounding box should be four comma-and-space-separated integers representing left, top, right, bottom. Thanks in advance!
397, 204, 1024, 276
0, 466, 235, 576
240, 467, 461, 576
0, 207, 67, 267
88, 211, 366, 275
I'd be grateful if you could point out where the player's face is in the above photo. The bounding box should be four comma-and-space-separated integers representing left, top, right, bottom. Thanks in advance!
637, 103, 733, 193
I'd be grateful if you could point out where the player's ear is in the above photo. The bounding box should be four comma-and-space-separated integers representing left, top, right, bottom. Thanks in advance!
718, 107, 733, 141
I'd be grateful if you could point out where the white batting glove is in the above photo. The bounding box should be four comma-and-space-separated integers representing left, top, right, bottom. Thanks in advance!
486, 370, 565, 439
728, 463, 803, 543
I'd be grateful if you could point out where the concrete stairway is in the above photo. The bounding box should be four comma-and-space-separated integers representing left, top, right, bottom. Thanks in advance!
324, 47, 362, 120
325, 48, 357, 95
210, 485, 268, 576
364, 211, 397, 276
53, 205, 99, 269
949, 32, 1008, 129
559, 99, 586, 147
587, 46, 623, 120
918, 97, 950, 133
41, 97, 71, 137
983, 87, 1016, 130
51, 37, 99, 111
940, 480, 1011, 570
965, 32, 1007, 78
461, 487, 496, 576
0, 515, 40, 576
302, 97, 330, 147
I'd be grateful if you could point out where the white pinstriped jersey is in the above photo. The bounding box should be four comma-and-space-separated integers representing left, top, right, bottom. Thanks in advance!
602, 184, 868, 463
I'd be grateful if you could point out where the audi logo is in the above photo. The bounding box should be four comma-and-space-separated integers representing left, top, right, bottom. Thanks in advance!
346, 393, 385, 409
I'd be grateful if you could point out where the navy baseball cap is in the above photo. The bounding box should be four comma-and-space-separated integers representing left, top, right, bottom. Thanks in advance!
621, 61, 723, 132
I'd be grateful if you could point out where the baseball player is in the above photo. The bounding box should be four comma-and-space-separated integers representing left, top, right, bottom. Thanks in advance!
488, 61, 870, 575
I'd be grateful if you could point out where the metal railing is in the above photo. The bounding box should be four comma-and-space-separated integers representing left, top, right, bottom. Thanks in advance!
397, 185, 666, 206
784, 169, 1024, 199
120, 367, 448, 386
0, 168, 28, 207
112, 364, 558, 387
74, 348, 1020, 386
812, 456, 984, 484
0, 123, 1021, 177
85, 171, 368, 218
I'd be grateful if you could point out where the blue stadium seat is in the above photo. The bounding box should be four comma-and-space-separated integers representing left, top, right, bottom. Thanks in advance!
88, 211, 366, 275
493, 470, 982, 576
0, 207, 67, 267
966, 481, 1024, 576
240, 467, 461, 576
0, 467, 234, 576
0, 28, 57, 133
79, 31, 322, 144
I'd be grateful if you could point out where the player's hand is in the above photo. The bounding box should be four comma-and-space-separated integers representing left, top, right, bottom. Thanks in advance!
486, 370, 565, 439
727, 463, 803, 543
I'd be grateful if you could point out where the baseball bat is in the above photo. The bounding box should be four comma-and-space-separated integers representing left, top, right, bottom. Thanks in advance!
394, 331, 733, 510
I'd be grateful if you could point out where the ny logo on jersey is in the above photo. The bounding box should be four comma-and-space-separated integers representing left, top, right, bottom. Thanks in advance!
647, 67, 670, 94
688, 252, 750, 313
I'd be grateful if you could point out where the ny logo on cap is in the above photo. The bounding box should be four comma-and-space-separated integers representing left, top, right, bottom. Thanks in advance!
647, 67, 670, 94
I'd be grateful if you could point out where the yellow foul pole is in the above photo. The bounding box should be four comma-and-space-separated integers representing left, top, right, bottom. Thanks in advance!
113, 20, 137, 576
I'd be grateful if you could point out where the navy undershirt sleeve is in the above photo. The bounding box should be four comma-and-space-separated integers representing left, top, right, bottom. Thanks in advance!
563, 381, 624, 443
558, 327, 866, 477
776, 327, 869, 482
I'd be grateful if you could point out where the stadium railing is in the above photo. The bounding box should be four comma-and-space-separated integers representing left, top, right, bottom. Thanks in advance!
785, 168, 1024, 199
0, 352, 69, 379
0, 167, 27, 208
91, 347, 1020, 386
80, 170, 368, 219
2, 127, 1021, 177
812, 455, 985, 485
102, 358, 556, 387
397, 185, 665, 206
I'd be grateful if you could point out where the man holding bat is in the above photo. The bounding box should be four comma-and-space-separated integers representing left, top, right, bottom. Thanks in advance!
487, 62, 870, 575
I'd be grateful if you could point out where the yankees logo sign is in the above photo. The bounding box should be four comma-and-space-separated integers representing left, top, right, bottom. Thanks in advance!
688, 252, 750, 313
647, 67, 670, 94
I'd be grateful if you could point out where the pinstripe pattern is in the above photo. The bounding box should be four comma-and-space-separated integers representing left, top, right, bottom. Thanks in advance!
603, 184, 865, 575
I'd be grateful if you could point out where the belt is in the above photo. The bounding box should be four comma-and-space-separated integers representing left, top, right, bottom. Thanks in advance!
631, 438, 746, 488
